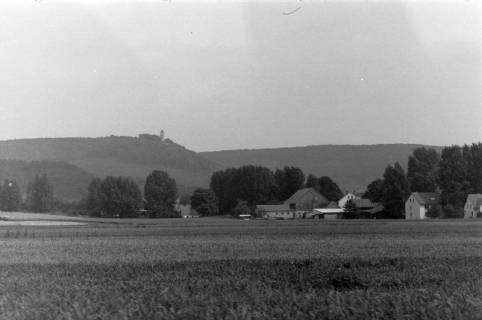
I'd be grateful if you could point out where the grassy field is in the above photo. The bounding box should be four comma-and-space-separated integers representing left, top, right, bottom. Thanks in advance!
0, 218, 481, 319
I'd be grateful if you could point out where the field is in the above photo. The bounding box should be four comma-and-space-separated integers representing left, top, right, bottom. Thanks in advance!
0, 216, 481, 319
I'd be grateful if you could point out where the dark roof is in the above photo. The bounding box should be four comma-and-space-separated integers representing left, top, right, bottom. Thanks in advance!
353, 198, 377, 208
284, 188, 327, 205
256, 204, 292, 212
365, 204, 385, 214
324, 201, 340, 209
412, 192, 441, 205
466, 194, 482, 209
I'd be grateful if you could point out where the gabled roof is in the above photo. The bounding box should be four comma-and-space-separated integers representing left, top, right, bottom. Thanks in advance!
256, 204, 292, 212
412, 192, 441, 205
284, 188, 327, 205
466, 194, 482, 209
324, 201, 340, 209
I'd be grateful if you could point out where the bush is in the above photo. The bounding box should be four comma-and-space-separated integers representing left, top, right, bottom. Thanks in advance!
442, 204, 464, 219
426, 205, 443, 218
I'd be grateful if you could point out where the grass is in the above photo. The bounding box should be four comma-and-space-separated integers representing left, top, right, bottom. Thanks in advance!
0, 218, 481, 319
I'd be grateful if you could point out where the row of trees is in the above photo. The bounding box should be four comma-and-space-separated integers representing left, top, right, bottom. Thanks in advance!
363, 143, 482, 218
0, 175, 54, 213
85, 170, 179, 218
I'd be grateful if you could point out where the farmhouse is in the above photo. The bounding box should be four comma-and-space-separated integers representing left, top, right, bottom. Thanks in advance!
338, 192, 360, 209
405, 192, 440, 220
464, 194, 482, 218
284, 188, 329, 211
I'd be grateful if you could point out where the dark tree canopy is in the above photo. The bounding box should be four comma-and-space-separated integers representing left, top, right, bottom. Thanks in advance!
190, 188, 218, 217
363, 179, 384, 202
210, 165, 278, 214
407, 147, 440, 192
233, 200, 251, 217
381, 162, 410, 219
343, 199, 359, 219
97, 176, 142, 218
144, 170, 179, 218
275, 166, 305, 201
318, 176, 343, 202
26, 174, 54, 213
0, 179, 22, 212
305, 174, 321, 192
86, 178, 103, 216
464, 143, 482, 194
438, 146, 470, 209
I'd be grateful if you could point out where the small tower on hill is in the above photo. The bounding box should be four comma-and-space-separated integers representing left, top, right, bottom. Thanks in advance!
160, 130, 165, 141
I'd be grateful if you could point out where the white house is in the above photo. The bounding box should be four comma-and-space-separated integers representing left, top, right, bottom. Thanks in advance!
464, 194, 482, 218
405, 192, 440, 220
338, 192, 359, 209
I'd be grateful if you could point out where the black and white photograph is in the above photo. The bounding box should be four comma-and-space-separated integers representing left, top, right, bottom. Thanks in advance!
0, 0, 480, 319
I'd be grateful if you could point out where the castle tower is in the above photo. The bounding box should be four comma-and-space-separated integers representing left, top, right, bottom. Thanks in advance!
160, 130, 165, 141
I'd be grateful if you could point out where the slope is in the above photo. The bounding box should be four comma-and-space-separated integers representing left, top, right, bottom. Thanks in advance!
202, 144, 443, 192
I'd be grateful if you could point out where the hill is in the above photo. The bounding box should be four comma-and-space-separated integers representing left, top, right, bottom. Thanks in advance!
0, 135, 220, 199
202, 144, 443, 192
0, 159, 94, 201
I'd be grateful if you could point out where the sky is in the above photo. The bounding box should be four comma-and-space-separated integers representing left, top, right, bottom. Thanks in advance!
0, 0, 480, 151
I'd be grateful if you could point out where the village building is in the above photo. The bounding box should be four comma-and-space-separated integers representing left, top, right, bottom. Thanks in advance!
256, 204, 296, 220
310, 202, 345, 219
464, 194, 482, 218
257, 188, 328, 219
284, 188, 329, 211
405, 192, 440, 220
338, 192, 360, 209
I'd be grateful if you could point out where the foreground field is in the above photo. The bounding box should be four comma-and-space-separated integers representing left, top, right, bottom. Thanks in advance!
0, 218, 481, 319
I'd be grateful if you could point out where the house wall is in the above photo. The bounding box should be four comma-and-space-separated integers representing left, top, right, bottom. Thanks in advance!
405, 195, 425, 219
263, 211, 295, 220
464, 200, 481, 218
338, 193, 358, 209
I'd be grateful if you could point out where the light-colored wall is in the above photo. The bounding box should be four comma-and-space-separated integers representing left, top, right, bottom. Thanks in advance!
263, 211, 295, 220
464, 200, 481, 218
338, 193, 358, 208
405, 195, 425, 219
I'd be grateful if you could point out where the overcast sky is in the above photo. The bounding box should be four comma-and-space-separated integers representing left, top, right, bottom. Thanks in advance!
0, 0, 480, 151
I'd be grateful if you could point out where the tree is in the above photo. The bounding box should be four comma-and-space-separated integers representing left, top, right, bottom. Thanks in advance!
381, 162, 410, 219
97, 176, 142, 218
407, 147, 440, 192
190, 188, 218, 217
438, 145, 470, 209
343, 199, 359, 219
26, 174, 54, 213
465, 143, 482, 193
233, 200, 251, 217
210, 166, 278, 214
275, 166, 305, 201
144, 170, 178, 218
0, 179, 22, 212
86, 178, 103, 217
318, 176, 343, 202
426, 205, 442, 218
363, 179, 384, 202
306, 174, 321, 192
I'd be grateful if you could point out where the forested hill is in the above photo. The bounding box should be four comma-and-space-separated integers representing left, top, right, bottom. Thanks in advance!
0, 159, 94, 201
0, 135, 221, 197
201, 144, 443, 192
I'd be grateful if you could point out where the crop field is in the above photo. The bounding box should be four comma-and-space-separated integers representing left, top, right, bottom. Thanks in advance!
0, 218, 481, 319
